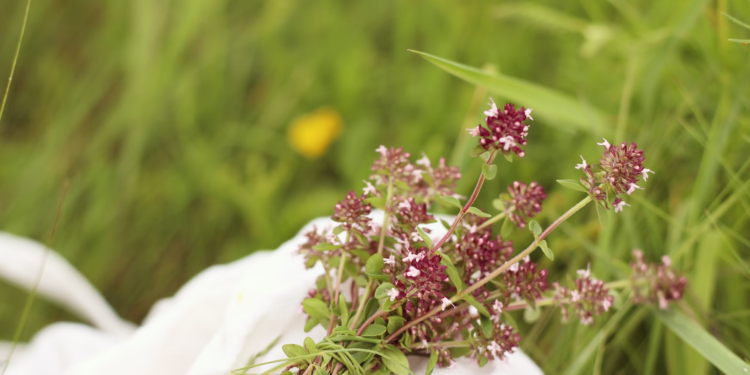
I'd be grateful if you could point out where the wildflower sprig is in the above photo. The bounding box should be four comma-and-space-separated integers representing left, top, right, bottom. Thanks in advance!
244, 99, 686, 375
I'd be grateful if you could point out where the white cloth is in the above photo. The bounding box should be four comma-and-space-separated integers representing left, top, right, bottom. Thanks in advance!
0, 214, 543, 375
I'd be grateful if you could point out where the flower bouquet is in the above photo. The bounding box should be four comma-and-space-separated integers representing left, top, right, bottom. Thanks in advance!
238, 100, 687, 375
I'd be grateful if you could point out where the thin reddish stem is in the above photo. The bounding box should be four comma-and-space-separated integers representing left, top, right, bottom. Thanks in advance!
430, 151, 497, 254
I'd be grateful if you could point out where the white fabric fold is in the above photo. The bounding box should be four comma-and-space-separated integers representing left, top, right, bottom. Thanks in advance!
0, 213, 543, 375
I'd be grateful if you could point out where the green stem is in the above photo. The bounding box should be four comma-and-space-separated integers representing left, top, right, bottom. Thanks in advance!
429, 151, 497, 254
477, 211, 507, 231
604, 279, 632, 289
409, 340, 471, 349
350, 179, 394, 329
328, 336, 383, 344
0, 0, 32, 124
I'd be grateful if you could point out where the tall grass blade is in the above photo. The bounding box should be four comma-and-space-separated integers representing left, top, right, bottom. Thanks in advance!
655, 309, 749, 374
409, 50, 609, 133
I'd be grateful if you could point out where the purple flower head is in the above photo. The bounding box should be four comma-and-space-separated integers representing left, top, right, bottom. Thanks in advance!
505, 181, 546, 228
331, 191, 372, 230
599, 141, 647, 195
578, 140, 653, 209
553, 264, 614, 325
502, 256, 549, 304
413, 156, 462, 204
457, 230, 514, 286
476, 100, 532, 157
395, 198, 434, 227
371, 146, 411, 184
630, 250, 687, 310
471, 322, 521, 363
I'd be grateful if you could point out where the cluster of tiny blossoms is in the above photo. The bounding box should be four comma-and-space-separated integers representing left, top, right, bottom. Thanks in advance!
281, 100, 685, 375
553, 264, 614, 325
576, 138, 653, 212
630, 250, 688, 309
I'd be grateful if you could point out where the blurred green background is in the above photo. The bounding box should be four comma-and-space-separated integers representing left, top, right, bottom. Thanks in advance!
1, 0, 749, 373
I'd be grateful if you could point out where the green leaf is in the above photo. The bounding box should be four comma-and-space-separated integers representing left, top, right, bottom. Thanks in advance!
349, 341, 376, 364
479, 151, 491, 161
524, 306, 542, 323
595, 201, 609, 228
303, 298, 330, 320
365, 197, 386, 209
312, 243, 341, 251
353, 232, 370, 246
332, 226, 345, 235
655, 309, 749, 375
556, 179, 589, 193
439, 256, 463, 292
462, 294, 490, 317
480, 315, 493, 338
409, 50, 608, 132
304, 318, 319, 332
361, 324, 387, 337
282, 344, 308, 360
438, 195, 463, 209
366, 254, 385, 275
481, 164, 497, 180
426, 351, 439, 375
470, 144, 487, 157
478, 354, 489, 367
500, 216, 514, 238
467, 207, 491, 218
539, 240, 554, 261
302, 338, 317, 355
315, 367, 330, 375
387, 316, 406, 334
375, 282, 396, 300
395, 180, 412, 191
440, 219, 452, 230
492, 199, 505, 211
417, 227, 433, 248
503, 152, 513, 163
528, 220, 542, 238
350, 249, 371, 262
339, 294, 349, 328
380, 344, 412, 375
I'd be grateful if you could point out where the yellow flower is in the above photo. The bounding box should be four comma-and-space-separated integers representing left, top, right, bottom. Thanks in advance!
287, 107, 343, 159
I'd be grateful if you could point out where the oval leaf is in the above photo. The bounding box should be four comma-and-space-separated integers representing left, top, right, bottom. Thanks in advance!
374, 282, 395, 300
426, 350, 439, 375
467, 207, 491, 218
380, 344, 411, 375
361, 323, 387, 337
303, 298, 330, 320
439, 195, 463, 209
539, 240, 554, 261
417, 226, 433, 248
501, 216, 514, 238
282, 344, 308, 360
528, 220, 542, 238
366, 254, 385, 275
462, 294, 490, 317
387, 316, 406, 334
557, 179, 589, 193
481, 164, 497, 180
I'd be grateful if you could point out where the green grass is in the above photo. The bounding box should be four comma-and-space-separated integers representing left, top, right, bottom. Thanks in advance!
1, 0, 749, 373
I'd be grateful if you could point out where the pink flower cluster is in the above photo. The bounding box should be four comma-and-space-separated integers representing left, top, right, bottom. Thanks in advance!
630, 250, 687, 309
553, 264, 614, 325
